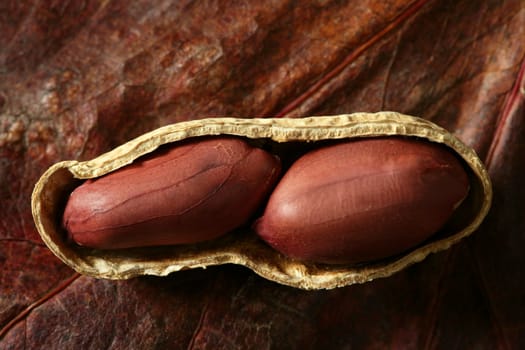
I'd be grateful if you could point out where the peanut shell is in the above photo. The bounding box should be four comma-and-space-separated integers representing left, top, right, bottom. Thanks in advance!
31, 112, 492, 289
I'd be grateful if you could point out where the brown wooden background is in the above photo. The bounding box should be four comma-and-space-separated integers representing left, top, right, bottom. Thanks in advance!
1, 0, 524, 348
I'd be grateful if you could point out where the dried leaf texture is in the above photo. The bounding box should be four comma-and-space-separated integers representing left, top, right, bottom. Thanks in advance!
1, 0, 524, 348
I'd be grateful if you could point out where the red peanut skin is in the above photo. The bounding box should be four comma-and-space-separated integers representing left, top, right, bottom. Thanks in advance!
253, 138, 469, 264
63, 137, 281, 249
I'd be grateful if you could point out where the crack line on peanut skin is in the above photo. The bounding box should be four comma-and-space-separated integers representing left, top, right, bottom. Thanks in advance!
71, 140, 240, 221
69, 166, 232, 231
78, 162, 230, 219
74, 143, 201, 218
72, 148, 252, 231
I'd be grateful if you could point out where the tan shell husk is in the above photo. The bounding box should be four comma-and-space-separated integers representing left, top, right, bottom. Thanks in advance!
31, 112, 492, 290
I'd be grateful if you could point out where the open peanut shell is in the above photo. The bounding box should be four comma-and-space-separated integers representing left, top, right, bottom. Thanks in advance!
31, 112, 492, 290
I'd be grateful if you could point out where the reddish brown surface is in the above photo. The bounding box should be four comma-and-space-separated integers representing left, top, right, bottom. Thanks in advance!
255, 138, 470, 264
1, 0, 524, 348
64, 137, 281, 249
